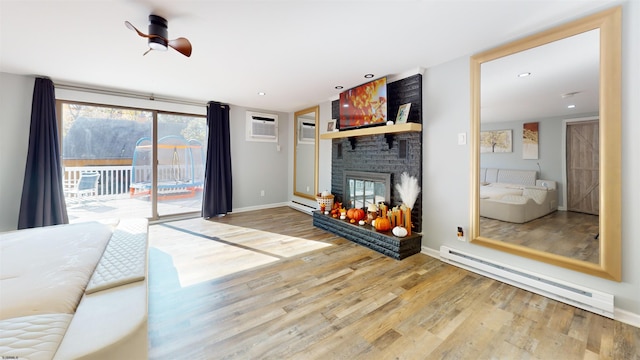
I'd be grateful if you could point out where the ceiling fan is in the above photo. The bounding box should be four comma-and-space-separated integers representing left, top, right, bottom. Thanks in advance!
125, 15, 192, 57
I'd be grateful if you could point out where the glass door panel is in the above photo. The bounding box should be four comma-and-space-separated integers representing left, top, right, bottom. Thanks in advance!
156, 113, 207, 217
60, 103, 153, 222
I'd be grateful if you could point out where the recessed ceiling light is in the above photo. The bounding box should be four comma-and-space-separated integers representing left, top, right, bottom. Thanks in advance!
258, 92, 266, 96
335, 86, 343, 89
364, 74, 374, 78
517, 72, 531, 78
567, 104, 576, 109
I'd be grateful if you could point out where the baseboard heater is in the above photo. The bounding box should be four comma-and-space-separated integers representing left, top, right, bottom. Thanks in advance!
289, 201, 316, 214
439, 246, 614, 318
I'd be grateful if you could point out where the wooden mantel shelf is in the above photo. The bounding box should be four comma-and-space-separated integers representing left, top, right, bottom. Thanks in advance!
320, 122, 422, 140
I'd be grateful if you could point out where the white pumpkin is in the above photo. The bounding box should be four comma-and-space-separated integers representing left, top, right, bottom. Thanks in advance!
321, 190, 331, 197
392, 226, 408, 237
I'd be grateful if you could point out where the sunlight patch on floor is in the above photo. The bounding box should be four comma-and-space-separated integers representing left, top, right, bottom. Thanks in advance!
149, 219, 332, 287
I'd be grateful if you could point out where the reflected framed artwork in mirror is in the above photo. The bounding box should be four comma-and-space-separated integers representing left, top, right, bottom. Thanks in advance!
480, 129, 512, 153
469, 7, 621, 281
293, 105, 319, 200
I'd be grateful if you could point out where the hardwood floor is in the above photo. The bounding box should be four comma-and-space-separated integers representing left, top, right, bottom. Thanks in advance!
148, 207, 639, 359
480, 211, 600, 263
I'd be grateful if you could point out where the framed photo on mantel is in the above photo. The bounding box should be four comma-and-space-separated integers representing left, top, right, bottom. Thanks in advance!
396, 103, 411, 124
327, 120, 336, 132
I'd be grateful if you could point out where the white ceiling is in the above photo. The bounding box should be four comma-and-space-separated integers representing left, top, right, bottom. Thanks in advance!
0, 0, 619, 113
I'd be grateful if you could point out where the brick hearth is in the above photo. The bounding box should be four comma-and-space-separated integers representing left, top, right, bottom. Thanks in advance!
312, 211, 422, 260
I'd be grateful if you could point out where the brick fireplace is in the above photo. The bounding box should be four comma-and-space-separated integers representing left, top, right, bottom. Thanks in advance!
313, 74, 423, 259
330, 130, 422, 232
329, 74, 423, 232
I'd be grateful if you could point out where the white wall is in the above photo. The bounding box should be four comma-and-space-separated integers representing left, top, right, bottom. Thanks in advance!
231, 106, 289, 210
0, 73, 33, 231
422, 0, 640, 319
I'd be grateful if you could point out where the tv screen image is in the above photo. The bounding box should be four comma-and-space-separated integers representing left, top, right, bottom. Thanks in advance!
339, 77, 387, 130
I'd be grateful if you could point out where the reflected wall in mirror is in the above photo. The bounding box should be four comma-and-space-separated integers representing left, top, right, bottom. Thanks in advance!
294, 106, 319, 200
470, 7, 621, 281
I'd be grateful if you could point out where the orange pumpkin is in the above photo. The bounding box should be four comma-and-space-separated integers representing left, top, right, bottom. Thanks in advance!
352, 208, 365, 222
347, 208, 356, 220
374, 217, 391, 232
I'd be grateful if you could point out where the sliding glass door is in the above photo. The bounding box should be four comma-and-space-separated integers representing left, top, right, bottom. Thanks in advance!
59, 101, 206, 222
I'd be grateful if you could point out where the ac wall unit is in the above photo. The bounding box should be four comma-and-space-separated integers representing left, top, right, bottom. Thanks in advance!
246, 111, 278, 142
298, 121, 315, 144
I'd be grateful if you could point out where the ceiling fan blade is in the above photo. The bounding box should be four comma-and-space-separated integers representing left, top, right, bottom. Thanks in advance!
125, 21, 151, 38
125, 20, 164, 40
168, 37, 192, 57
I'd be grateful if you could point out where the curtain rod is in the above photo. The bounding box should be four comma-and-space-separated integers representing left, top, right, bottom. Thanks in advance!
54, 82, 207, 107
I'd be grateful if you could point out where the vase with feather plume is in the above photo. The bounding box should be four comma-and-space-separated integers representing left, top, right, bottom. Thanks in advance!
395, 172, 421, 235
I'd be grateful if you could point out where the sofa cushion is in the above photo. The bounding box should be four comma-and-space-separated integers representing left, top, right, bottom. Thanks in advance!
86, 218, 148, 294
0, 313, 73, 360
0, 222, 114, 320
53, 281, 148, 360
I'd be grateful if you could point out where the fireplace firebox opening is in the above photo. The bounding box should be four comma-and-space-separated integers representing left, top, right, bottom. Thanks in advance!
343, 171, 391, 210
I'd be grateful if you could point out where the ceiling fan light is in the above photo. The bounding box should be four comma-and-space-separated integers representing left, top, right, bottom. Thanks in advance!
149, 40, 168, 51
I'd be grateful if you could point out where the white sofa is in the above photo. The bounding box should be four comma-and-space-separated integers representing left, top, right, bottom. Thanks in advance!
480, 168, 558, 223
0, 218, 148, 360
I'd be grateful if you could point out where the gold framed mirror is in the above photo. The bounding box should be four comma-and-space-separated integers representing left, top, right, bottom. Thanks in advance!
470, 7, 621, 281
293, 105, 319, 200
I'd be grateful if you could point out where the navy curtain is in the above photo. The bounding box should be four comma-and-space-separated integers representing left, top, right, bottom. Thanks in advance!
18, 77, 69, 229
202, 101, 232, 218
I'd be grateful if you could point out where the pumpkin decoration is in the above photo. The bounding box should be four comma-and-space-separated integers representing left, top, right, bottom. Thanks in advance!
392, 226, 408, 237
346, 208, 366, 222
374, 217, 391, 232
352, 208, 365, 222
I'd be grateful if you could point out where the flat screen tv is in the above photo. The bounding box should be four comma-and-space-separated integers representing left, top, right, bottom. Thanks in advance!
338, 77, 387, 130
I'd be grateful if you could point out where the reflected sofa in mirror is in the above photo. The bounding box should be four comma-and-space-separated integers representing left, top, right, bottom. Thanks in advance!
470, 7, 621, 281
293, 106, 319, 200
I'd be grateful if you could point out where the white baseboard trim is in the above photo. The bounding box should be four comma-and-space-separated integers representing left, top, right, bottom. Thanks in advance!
615, 308, 640, 328
232, 202, 290, 213
421, 246, 439, 258
420, 246, 640, 329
